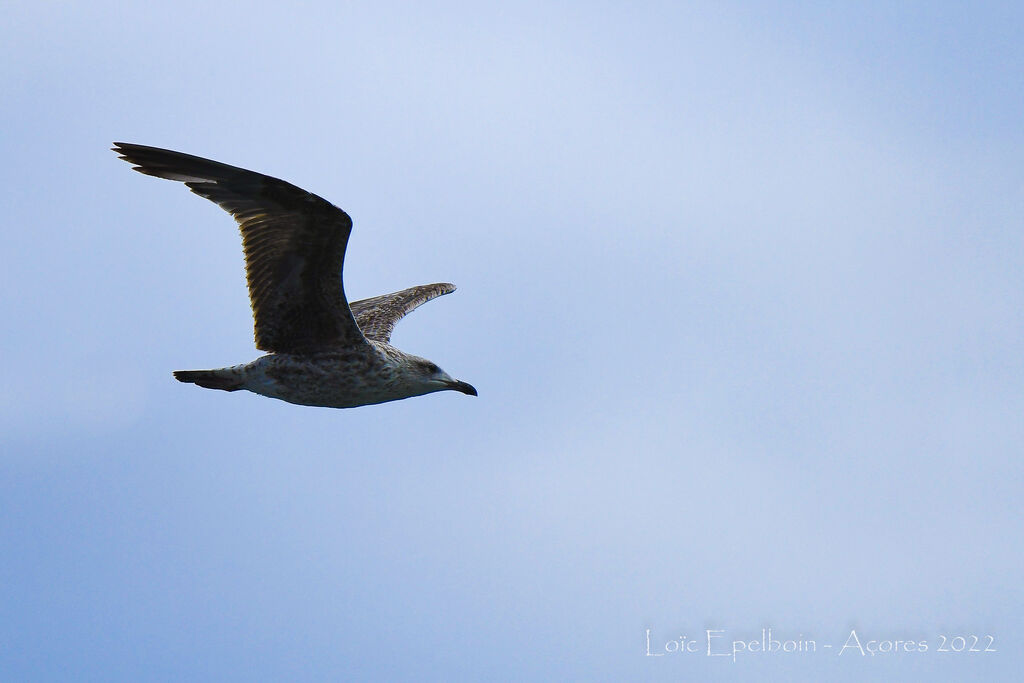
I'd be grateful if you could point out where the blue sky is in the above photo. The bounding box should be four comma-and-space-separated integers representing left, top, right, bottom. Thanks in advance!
2, 1, 1022, 681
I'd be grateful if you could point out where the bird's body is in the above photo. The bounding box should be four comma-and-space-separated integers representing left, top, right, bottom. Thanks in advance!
180, 343, 458, 409
113, 143, 476, 408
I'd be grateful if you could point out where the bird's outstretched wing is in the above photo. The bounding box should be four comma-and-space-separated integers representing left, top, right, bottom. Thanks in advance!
349, 283, 456, 343
113, 142, 365, 353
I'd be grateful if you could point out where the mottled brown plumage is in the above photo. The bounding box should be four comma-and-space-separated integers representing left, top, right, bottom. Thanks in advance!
113, 143, 476, 408
349, 283, 456, 342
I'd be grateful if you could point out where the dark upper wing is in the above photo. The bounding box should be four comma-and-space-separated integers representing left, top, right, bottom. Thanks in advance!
113, 142, 365, 353
348, 283, 456, 342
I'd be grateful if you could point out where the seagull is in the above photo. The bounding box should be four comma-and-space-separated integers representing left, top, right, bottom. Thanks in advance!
113, 142, 477, 408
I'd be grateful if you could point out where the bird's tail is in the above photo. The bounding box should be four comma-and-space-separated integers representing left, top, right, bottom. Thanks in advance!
173, 369, 244, 392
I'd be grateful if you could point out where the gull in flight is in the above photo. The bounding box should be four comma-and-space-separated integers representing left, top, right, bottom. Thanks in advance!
113, 143, 477, 408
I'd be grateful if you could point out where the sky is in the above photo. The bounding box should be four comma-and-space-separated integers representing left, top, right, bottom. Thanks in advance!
1, 1, 1022, 681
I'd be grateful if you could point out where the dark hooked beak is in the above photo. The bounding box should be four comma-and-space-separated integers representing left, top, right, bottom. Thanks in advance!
447, 380, 478, 396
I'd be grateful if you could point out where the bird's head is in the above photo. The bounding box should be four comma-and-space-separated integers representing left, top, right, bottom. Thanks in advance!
405, 356, 477, 397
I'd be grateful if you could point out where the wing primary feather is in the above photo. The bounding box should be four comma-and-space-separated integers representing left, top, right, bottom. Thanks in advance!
113, 142, 366, 353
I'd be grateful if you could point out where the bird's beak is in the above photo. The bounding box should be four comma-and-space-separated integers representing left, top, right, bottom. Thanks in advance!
447, 380, 478, 396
